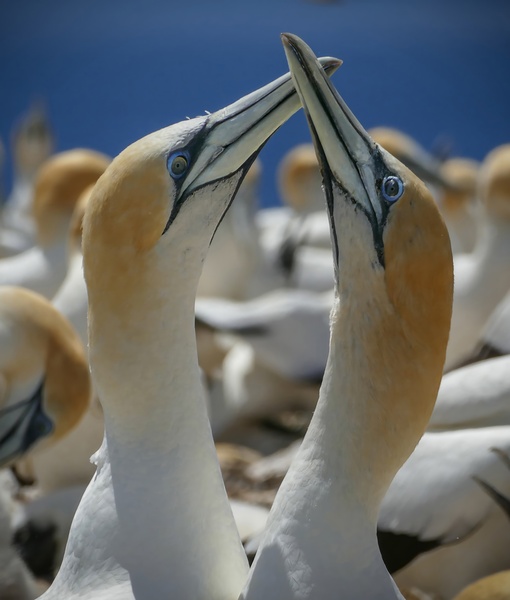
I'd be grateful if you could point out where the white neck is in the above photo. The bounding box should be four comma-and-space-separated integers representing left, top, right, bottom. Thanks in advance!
84, 243, 248, 599
241, 295, 406, 600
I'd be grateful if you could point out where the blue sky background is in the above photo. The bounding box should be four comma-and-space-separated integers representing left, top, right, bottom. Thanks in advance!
1, 0, 509, 207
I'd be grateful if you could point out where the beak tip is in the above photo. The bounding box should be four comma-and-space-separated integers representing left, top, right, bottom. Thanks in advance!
282, 33, 342, 74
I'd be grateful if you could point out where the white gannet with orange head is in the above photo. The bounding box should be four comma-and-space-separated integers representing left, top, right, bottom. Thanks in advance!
240, 34, 453, 600
437, 157, 480, 255
0, 286, 90, 468
445, 144, 510, 370
0, 150, 109, 299
40, 57, 341, 600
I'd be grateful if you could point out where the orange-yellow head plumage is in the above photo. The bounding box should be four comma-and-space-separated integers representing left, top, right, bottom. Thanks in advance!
0, 287, 90, 465
478, 144, 510, 220
33, 149, 110, 247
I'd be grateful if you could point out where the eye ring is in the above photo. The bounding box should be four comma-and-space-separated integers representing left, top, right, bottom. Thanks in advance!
167, 151, 190, 179
381, 175, 404, 203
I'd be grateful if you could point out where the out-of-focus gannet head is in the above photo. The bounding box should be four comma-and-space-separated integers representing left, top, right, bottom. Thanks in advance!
437, 157, 480, 253
478, 144, 510, 221
0, 287, 90, 467
278, 143, 323, 213
33, 149, 110, 248
440, 158, 480, 214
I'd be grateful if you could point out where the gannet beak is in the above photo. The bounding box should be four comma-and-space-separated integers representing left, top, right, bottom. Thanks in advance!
163, 55, 341, 231
282, 33, 396, 266
0, 382, 52, 467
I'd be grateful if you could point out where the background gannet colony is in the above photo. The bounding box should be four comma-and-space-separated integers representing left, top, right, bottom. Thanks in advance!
0, 1, 509, 598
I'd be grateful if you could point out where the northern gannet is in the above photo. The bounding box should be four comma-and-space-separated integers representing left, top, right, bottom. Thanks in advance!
240, 34, 453, 600
448, 454, 510, 599
196, 288, 331, 381
428, 354, 510, 430
278, 144, 324, 214
0, 150, 109, 298
198, 287, 330, 433
466, 288, 510, 364
41, 56, 341, 600
381, 428, 510, 598
445, 144, 510, 370
208, 340, 320, 437
270, 145, 335, 289
438, 158, 480, 255
0, 286, 90, 468
0, 105, 54, 257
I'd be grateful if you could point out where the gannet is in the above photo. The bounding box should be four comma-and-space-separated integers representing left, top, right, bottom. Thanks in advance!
0, 105, 54, 256
381, 428, 510, 598
466, 288, 510, 364
208, 340, 320, 437
448, 453, 510, 599
41, 56, 341, 600
268, 145, 335, 288
437, 158, 480, 255
278, 144, 324, 214
196, 288, 332, 381
0, 286, 90, 467
240, 34, 453, 600
0, 150, 109, 298
428, 354, 510, 430
445, 144, 510, 370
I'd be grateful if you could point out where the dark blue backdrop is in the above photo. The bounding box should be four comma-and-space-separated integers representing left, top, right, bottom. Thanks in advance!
1, 0, 509, 206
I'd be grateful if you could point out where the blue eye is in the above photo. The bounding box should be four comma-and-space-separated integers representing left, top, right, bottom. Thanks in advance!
381, 175, 404, 202
167, 152, 189, 179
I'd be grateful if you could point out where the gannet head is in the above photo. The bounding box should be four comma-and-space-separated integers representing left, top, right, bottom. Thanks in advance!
282, 34, 453, 480
83, 57, 341, 302
0, 287, 90, 467
478, 144, 510, 220
278, 143, 323, 213
439, 157, 480, 215
33, 149, 110, 247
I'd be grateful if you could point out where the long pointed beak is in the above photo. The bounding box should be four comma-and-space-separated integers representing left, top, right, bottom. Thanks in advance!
178, 56, 342, 199
0, 382, 52, 467
281, 33, 390, 264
